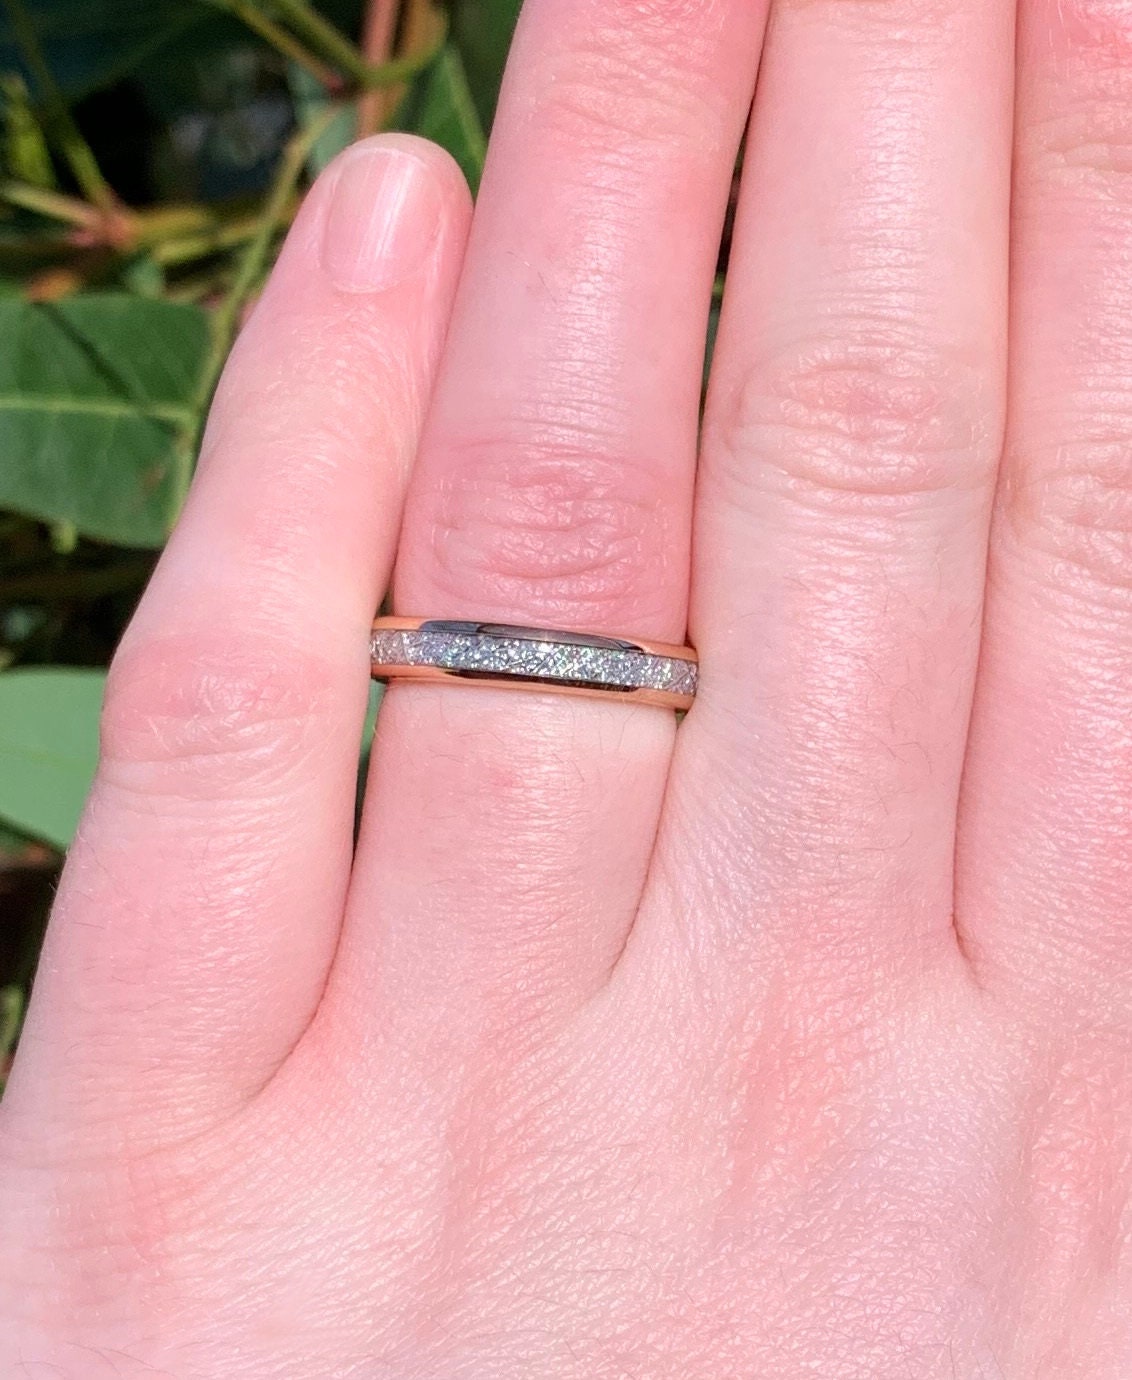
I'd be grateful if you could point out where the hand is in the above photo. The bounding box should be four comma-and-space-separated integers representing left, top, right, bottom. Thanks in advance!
3, 0, 1131, 1374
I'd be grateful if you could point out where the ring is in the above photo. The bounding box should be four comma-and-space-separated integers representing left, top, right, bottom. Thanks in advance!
370, 617, 698, 710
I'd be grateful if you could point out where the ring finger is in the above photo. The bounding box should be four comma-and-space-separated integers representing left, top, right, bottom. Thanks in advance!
325, 0, 767, 1054
637, 0, 1015, 1005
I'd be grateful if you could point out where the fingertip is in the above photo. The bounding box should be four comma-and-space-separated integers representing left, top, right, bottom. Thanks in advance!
316, 134, 473, 294
209, 132, 472, 460
329, 132, 474, 211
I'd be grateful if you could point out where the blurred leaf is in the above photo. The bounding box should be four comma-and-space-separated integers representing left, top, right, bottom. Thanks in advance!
0, 819, 31, 854
401, 41, 484, 191
48, 516, 75, 551
1, 72, 54, 186
704, 294, 721, 391
449, 0, 520, 132
0, 666, 103, 847
355, 677, 382, 826
119, 251, 165, 298
0, 983, 24, 1092
288, 61, 354, 176
0, 0, 194, 99
0, 294, 209, 547
0, 985, 24, 1059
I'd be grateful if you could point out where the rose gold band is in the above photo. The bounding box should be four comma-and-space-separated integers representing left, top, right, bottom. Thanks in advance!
370, 617, 698, 711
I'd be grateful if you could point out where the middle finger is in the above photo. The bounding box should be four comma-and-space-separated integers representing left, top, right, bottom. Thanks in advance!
655, 0, 1016, 995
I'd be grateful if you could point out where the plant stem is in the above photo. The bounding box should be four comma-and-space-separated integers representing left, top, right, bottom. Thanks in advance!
264, 0, 375, 84
356, 0, 400, 136
0, 0, 119, 213
250, 0, 441, 90
131, 197, 261, 244
358, 41, 445, 90
400, 0, 443, 53
152, 203, 298, 267
206, 0, 342, 88
0, 180, 98, 228
236, 2, 342, 86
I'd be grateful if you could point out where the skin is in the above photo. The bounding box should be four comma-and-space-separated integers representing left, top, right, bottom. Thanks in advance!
1, 0, 1131, 1373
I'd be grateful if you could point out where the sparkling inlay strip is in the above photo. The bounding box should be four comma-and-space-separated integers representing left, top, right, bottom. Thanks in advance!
370, 623, 697, 699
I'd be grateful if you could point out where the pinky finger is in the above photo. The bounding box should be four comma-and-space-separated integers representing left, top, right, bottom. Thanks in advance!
1, 136, 471, 1148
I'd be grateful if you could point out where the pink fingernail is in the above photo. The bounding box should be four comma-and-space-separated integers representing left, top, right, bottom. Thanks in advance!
321, 144, 443, 292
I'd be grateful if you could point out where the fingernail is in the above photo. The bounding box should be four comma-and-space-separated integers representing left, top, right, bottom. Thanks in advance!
321, 144, 443, 292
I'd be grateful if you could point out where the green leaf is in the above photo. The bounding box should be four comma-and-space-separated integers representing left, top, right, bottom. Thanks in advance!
0, 667, 104, 848
449, 0, 520, 132
401, 41, 486, 192
0, 293, 210, 547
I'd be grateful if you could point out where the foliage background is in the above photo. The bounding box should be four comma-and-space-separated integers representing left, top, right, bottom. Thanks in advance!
0, 0, 523, 1082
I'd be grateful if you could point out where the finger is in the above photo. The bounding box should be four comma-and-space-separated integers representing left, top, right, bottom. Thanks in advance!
644, 0, 1014, 991
957, 0, 1132, 1016
327, 0, 766, 1046
3, 136, 471, 1143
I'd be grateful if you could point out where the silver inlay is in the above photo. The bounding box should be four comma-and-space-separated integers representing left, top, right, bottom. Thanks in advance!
371, 623, 697, 698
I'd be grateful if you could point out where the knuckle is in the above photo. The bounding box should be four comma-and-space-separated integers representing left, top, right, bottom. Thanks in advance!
539, 69, 700, 152
571, 0, 728, 64
1038, 110, 1132, 185
601, 0, 721, 21
530, 4, 730, 146
706, 336, 994, 507
1002, 434, 1132, 599
417, 435, 675, 626
100, 633, 339, 796
1038, 110, 1132, 183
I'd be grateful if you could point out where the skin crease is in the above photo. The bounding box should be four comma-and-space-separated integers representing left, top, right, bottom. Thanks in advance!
1, 0, 1132, 1375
